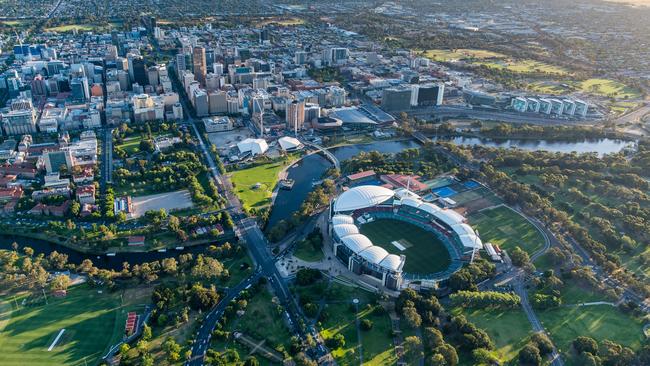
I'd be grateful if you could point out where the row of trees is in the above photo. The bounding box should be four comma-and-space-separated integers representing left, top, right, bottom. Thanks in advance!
450, 290, 521, 309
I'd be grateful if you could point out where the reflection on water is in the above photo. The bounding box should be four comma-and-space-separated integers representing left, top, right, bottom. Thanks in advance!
266, 137, 632, 227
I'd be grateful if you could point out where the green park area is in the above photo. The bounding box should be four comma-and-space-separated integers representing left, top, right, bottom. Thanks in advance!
468, 205, 546, 256
474, 59, 570, 76
229, 156, 297, 211
452, 307, 532, 364
44, 24, 97, 33
317, 282, 396, 366
359, 219, 451, 274
293, 237, 324, 262
422, 48, 505, 62
576, 78, 642, 99
538, 305, 646, 360
0, 284, 145, 366
210, 288, 293, 362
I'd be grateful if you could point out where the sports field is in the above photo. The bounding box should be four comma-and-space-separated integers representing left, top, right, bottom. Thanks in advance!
359, 219, 451, 274
468, 205, 545, 256
0, 285, 130, 366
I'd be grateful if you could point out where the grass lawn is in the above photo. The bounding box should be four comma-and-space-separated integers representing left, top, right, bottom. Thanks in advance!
468, 205, 545, 256
358, 305, 397, 366
474, 59, 570, 76
538, 305, 646, 355
45, 24, 96, 33
116, 136, 144, 156
235, 289, 292, 351
220, 255, 254, 287
230, 157, 296, 211
359, 218, 451, 274
577, 78, 642, 99
0, 284, 136, 366
422, 49, 505, 62
321, 302, 360, 365
453, 306, 532, 364
293, 239, 324, 262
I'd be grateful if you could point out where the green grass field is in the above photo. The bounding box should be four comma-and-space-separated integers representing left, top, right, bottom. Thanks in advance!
45, 24, 96, 33
422, 49, 505, 62
474, 59, 570, 76
359, 218, 451, 274
116, 136, 145, 155
318, 282, 395, 366
0, 285, 132, 366
453, 307, 532, 364
230, 157, 296, 211
577, 78, 642, 99
468, 205, 545, 256
293, 239, 324, 262
235, 289, 292, 350
538, 305, 646, 356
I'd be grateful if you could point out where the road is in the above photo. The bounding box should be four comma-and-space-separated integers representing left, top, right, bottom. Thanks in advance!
407, 105, 597, 126
186, 273, 261, 366
103, 128, 113, 187
179, 90, 325, 365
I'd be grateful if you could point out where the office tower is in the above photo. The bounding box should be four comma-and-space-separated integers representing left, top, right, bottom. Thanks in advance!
70, 77, 90, 101
148, 66, 160, 86
213, 63, 224, 75
128, 55, 148, 86
295, 51, 308, 65
192, 46, 207, 87
286, 100, 306, 134
381, 87, 412, 112
176, 53, 187, 72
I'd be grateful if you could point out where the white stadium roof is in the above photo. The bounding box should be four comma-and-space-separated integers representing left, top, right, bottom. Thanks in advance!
333, 223, 359, 239
400, 197, 421, 208
359, 246, 390, 264
434, 209, 465, 227
419, 202, 442, 215
379, 254, 405, 271
341, 234, 373, 253
333, 185, 395, 212
332, 214, 355, 225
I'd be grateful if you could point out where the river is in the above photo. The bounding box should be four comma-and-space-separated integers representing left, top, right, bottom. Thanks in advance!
0, 234, 229, 271
266, 137, 632, 227
2, 137, 632, 261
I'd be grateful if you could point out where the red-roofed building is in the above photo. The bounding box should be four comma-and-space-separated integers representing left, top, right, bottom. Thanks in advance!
380, 174, 428, 192
0, 162, 37, 179
76, 185, 96, 205
0, 186, 23, 202
346, 170, 376, 184
128, 236, 145, 246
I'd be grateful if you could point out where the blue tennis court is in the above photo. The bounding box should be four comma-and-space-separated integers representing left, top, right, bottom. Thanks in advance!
432, 186, 457, 198
464, 180, 480, 189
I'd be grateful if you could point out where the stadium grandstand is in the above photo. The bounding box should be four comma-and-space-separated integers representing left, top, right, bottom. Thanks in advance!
329, 185, 482, 290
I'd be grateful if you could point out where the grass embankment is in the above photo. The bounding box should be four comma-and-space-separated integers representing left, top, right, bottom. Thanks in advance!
468, 205, 546, 256
0, 284, 145, 366
230, 156, 298, 211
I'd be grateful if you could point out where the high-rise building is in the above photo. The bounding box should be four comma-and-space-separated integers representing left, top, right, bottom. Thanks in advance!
381, 87, 412, 112
416, 83, 444, 106
2, 99, 37, 135
323, 47, 349, 66
192, 46, 207, 87
295, 51, 308, 65
286, 100, 306, 133
176, 53, 188, 72
128, 55, 148, 86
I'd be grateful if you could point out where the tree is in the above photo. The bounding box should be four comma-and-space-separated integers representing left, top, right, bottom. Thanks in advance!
434, 343, 459, 366
142, 324, 152, 341
402, 305, 422, 328
573, 336, 598, 355
325, 333, 345, 349
244, 356, 260, 366
163, 337, 181, 362
510, 246, 530, 268
424, 327, 444, 348
49, 275, 71, 291
70, 201, 80, 216
403, 336, 422, 362
472, 348, 501, 365
360, 319, 373, 331
518, 343, 542, 366
530, 333, 554, 356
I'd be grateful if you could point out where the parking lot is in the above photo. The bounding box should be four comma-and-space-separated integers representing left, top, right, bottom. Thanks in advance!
130, 190, 194, 218
206, 128, 254, 156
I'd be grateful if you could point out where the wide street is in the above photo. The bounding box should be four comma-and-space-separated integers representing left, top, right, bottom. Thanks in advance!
180, 92, 325, 365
